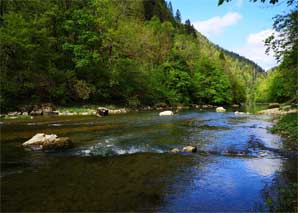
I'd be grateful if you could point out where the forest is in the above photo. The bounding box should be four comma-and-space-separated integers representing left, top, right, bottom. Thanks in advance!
0, 0, 297, 112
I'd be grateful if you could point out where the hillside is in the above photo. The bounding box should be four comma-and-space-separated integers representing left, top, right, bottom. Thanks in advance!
0, 0, 265, 111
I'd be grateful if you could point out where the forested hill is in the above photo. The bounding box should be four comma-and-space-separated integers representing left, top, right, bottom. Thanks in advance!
196, 33, 264, 73
0, 0, 264, 112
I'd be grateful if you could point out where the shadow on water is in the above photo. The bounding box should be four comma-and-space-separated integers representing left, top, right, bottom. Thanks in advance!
2, 153, 198, 212
1, 110, 297, 212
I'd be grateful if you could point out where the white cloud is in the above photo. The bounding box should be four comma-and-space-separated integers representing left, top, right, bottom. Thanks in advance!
193, 12, 242, 36
233, 29, 278, 70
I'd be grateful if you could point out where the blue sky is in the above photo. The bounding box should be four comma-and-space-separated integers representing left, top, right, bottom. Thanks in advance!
169, 0, 289, 70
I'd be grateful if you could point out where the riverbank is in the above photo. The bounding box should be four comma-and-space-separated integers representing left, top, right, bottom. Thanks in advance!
271, 112, 298, 151
257, 107, 298, 115
0, 103, 226, 120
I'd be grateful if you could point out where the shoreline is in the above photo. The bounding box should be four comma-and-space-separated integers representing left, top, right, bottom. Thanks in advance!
1, 103, 297, 121
0, 104, 237, 120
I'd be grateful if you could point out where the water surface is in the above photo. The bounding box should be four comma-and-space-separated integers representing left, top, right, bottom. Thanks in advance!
1, 110, 297, 212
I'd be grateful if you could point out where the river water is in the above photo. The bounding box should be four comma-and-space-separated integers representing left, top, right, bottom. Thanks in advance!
1, 110, 297, 212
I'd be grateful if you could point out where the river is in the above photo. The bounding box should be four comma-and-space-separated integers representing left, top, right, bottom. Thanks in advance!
1, 110, 297, 212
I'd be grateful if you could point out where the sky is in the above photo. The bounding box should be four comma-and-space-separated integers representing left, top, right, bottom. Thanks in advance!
170, 0, 289, 70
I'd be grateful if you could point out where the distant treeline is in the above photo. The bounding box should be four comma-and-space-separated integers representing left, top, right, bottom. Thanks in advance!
0, 0, 266, 112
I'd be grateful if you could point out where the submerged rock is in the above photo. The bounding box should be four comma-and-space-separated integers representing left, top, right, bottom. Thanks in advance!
216, 107, 226, 112
22, 133, 73, 151
159, 111, 174, 116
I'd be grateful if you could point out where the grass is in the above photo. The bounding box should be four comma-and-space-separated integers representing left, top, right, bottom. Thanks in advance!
57, 107, 93, 113
1, 115, 33, 120
271, 112, 298, 151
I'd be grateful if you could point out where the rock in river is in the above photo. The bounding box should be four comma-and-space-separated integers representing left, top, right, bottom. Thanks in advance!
159, 110, 174, 116
216, 107, 226, 112
97, 107, 109, 116
22, 133, 73, 151
182, 146, 197, 153
170, 148, 181, 153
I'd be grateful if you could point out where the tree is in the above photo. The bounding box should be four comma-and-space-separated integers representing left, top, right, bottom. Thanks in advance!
218, 0, 295, 6
182, 19, 197, 38
175, 9, 181, 23
167, 1, 173, 15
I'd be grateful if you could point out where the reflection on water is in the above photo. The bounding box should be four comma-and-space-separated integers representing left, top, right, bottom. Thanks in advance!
1, 110, 297, 212
246, 158, 282, 177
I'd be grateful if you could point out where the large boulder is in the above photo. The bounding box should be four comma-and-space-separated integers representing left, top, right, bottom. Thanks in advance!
159, 110, 174, 116
22, 133, 73, 151
216, 107, 226, 112
42, 137, 73, 150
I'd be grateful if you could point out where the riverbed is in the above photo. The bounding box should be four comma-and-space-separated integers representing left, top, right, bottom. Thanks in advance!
1, 110, 297, 212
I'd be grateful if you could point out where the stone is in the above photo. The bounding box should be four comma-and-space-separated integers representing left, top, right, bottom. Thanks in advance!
109, 108, 128, 115
43, 111, 59, 116
170, 148, 181, 153
22, 133, 73, 151
182, 146, 197, 153
159, 110, 174, 116
97, 107, 109, 116
8, 112, 20, 116
232, 104, 240, 107
42, 137, 73, 150
30, 109, 43, 116
216, 107, 226, 112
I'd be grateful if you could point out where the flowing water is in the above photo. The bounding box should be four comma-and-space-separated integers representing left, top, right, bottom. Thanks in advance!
1, 110, 297, 212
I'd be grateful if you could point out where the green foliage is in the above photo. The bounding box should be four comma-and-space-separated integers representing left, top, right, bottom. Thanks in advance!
192, 58, 233, 104
220, 0, 297, 105
0, 0, 264, 112
218, 0, 294, 6
73, 80, 92, 100
174, 9, 181, 23
271, 113, 298, 150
